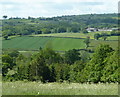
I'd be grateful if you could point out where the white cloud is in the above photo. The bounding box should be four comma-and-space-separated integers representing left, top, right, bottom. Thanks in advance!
0, 0, 119, 18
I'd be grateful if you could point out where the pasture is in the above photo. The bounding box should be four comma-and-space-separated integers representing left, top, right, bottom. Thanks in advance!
89, 39, 118, 50
2, 34, 118, 51
2, 81, 118, 95
106, 36, 119, 41
2, 36, 86, 51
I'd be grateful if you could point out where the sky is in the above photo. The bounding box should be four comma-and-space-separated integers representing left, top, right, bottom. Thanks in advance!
0, 0, 119, 18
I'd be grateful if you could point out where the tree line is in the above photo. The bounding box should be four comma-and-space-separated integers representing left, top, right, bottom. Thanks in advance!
94, 30, 120, 40
2, 44, 119, 83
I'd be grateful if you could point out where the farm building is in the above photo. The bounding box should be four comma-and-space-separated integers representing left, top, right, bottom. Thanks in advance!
86, 27, 118, 32
86, 28, 98, 32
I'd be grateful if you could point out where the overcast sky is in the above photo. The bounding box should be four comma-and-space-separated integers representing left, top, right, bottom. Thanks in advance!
0, 0, 119, 18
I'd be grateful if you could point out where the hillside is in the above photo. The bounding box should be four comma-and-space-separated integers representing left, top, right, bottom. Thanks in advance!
2, 34, 118, 51
2, 36, 86, 51
2, 13, 119, 36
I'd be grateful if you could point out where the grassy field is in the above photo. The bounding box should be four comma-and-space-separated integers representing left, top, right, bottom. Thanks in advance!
2, 36, 86, 51
3, 35, 118, 51
89, 39, 118, 50
2, 81, 118, 95
106, 36, 119, 41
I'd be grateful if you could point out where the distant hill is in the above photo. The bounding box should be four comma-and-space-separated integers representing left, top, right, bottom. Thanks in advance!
2, 13, 119, 36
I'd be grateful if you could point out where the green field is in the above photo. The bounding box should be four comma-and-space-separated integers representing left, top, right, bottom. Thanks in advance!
2, 36, 86, 51
89, 39, 118, 50
2, 81, 118, 95
3, 34, 118, 51
107, 36, 119, 41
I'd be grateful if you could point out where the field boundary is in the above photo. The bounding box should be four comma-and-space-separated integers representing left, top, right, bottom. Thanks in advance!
29, 35, 87, 39
28, 35, 119, 41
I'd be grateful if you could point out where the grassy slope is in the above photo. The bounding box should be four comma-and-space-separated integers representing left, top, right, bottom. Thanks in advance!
2, 33, 118, 51
2, 81, 118, 95
107, 36, 119, 41
52, 38, 85, 51
2, 36, 86, 51
3, 36, 51, 50
89, 40, 118, 50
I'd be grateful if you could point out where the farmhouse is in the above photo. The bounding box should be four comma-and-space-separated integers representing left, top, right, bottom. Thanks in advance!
98, 28, 112, 31
86, 28, 98, 32
111, 28, 118, 31
86, 27, 118, 32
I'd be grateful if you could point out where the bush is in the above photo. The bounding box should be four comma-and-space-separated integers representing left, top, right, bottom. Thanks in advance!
4, 35, 8, 40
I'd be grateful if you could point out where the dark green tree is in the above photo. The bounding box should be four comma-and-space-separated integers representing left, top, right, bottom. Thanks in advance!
2, 55, 14, 76
3, 15, 8, 19
28, 50, 52, 82
41, 28, 51, 34
64, 49, 80, 65
57, 27, 66, 33
86, 44, 114, 83
54, 63, 70, 82
8, 50, 19, 58
15, 54, 30, 80
40, 48, 63, 65
69, 60, 85, 83
70, 27, 79, 33
82, 29, 88, 34
101, 50, 119, 82
94, 33, 101, 40
4, 35, 8, 40
49, 64, 56, 82
84, 37, 90, 48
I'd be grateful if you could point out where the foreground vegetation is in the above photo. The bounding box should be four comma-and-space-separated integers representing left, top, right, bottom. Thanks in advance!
2, 44, 119, 83
2, 81, 118, 95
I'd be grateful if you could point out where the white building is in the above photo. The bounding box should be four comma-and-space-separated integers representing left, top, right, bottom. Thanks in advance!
86, 27, 118, 32
86, 28, 98, 32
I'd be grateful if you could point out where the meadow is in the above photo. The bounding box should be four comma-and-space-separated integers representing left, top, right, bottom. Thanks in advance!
2, 81, 118, 95
89, 39, 118, 50
2, 36, 86, 51
2, 34, 118, 51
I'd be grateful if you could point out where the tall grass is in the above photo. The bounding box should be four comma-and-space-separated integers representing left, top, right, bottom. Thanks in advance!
2, 81, 118, 95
